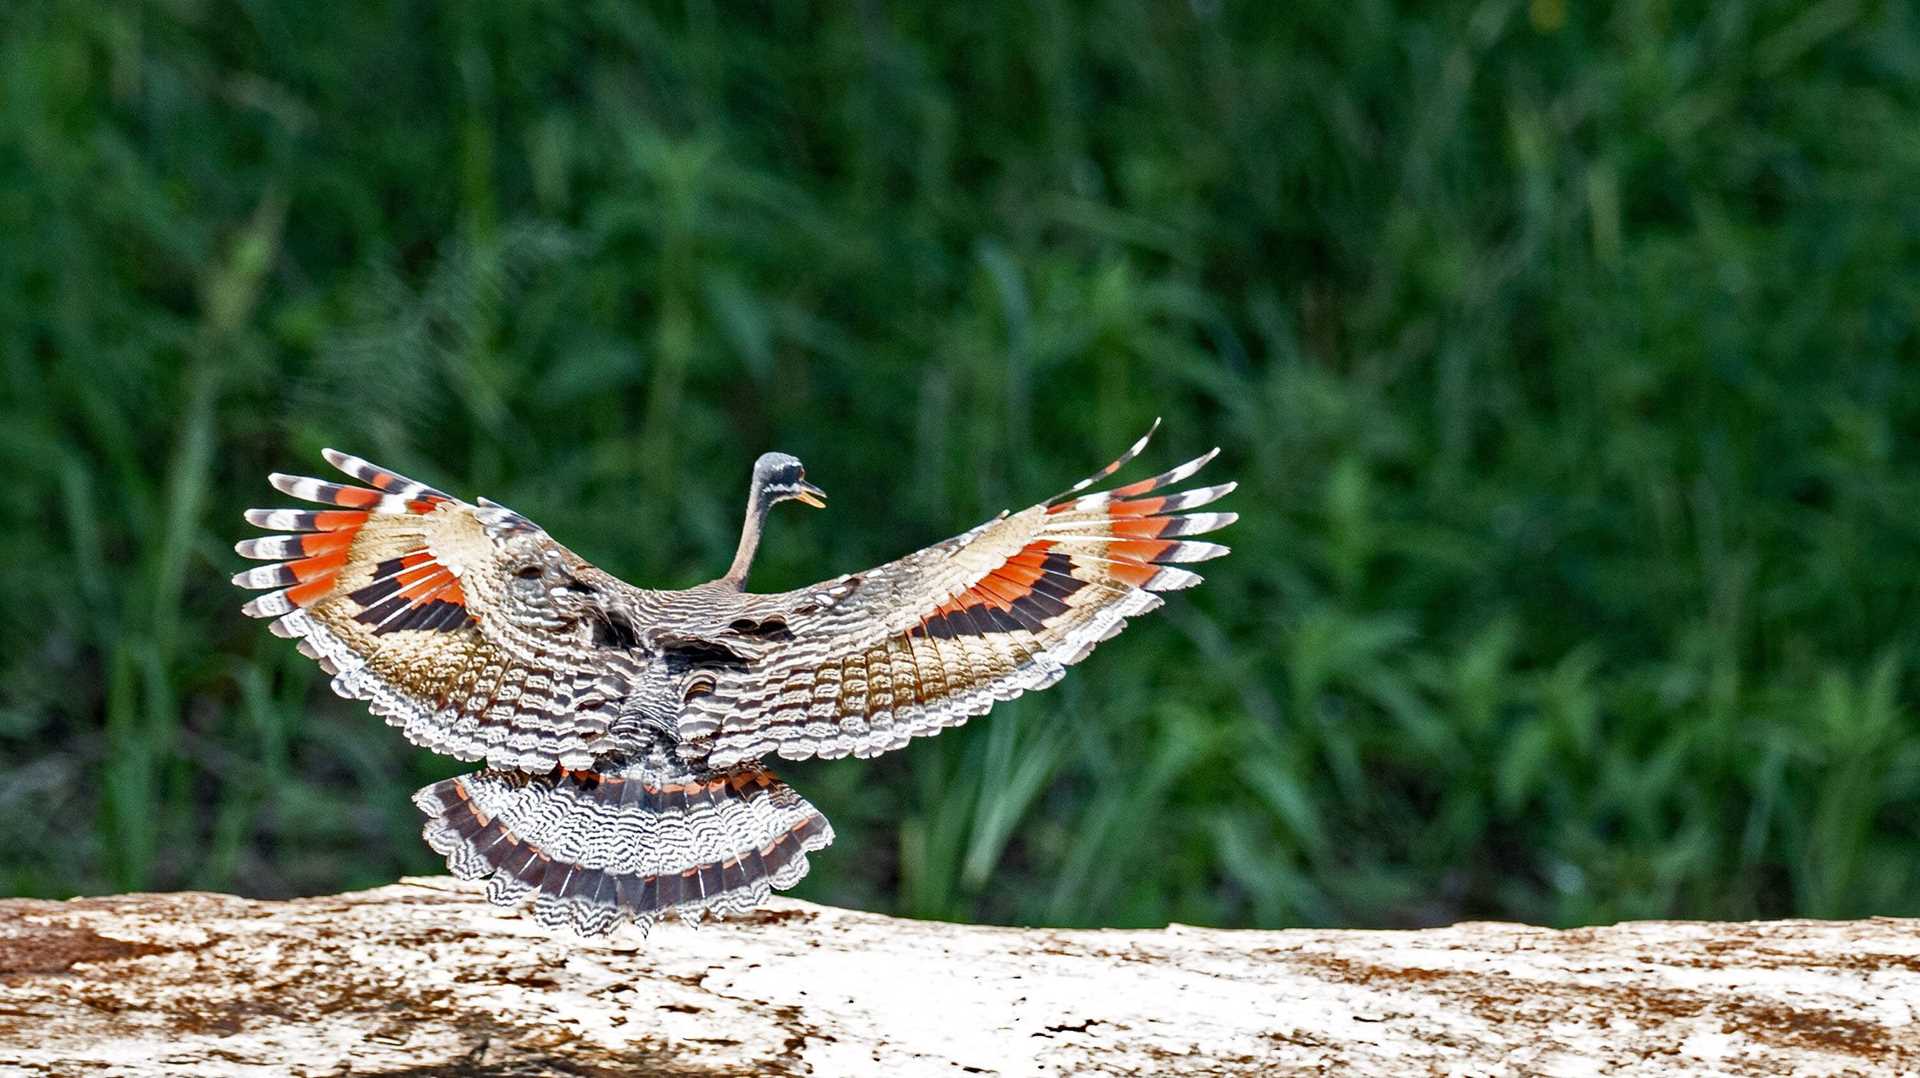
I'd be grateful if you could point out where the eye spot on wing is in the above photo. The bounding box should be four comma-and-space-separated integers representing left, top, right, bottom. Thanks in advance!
910, 543, 1086, 639
350, 553, 476, 635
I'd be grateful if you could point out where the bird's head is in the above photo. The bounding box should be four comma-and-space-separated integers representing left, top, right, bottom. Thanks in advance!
751, 451, 827, 510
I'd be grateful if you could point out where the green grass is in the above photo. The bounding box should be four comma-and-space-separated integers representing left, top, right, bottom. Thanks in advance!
4, 0, 1920, 929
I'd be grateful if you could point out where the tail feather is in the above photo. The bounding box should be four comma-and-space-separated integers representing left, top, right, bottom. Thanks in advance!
415, 761, 833, 937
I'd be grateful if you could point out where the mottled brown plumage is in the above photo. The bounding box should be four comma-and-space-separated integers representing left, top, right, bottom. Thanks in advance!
235, 421, 1234, 935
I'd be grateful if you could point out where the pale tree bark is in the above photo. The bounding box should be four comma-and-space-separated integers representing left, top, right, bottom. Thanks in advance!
0, 877, 1915, 1076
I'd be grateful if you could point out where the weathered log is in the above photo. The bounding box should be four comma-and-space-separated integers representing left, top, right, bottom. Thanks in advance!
0, 877, 1915, 1076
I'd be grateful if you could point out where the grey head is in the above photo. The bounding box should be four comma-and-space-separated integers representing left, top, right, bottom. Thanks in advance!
750, 452, 828, 510
722, 452, 827, 588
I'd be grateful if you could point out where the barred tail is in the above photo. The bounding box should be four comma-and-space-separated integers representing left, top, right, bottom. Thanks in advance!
414, 762, 833, 937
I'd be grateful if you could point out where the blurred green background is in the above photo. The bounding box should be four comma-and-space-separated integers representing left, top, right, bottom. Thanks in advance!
5, 0, 1920, 931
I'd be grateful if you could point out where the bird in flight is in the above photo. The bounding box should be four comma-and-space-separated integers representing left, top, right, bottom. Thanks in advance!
234, 420, 1234, 935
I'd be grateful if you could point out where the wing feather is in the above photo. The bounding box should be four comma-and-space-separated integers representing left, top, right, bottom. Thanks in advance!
677, 425, 1234, 769
235, 452, 632, 771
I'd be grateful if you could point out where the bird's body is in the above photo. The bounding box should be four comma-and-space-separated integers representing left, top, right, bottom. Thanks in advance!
235, 422, 1234, 935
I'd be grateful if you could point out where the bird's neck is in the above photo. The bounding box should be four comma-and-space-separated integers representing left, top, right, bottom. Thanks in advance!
722, 486, 769, 590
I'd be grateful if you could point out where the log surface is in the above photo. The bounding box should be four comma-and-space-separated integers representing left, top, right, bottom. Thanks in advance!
0, 878, 1915, 1076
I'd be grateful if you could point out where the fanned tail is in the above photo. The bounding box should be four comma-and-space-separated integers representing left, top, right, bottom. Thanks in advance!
414, 760, 833, 937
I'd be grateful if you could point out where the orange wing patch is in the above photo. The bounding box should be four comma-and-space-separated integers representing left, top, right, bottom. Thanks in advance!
915, 457, 1237, 642
233, 451, 468, 633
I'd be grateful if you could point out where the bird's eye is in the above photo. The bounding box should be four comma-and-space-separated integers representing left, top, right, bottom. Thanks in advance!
515, 565, 544, 580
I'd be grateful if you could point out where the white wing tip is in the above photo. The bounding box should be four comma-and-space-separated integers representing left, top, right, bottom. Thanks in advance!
1128, 419, 1161, 455
1167, 541, 1230, 563
242, 591, 295, 618
266, 472, 313, 498
1143, 566, 1203, 591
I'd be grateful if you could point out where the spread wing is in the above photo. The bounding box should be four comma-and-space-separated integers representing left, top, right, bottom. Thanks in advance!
232, 451, 633, 772
675, 421, 1235, 770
